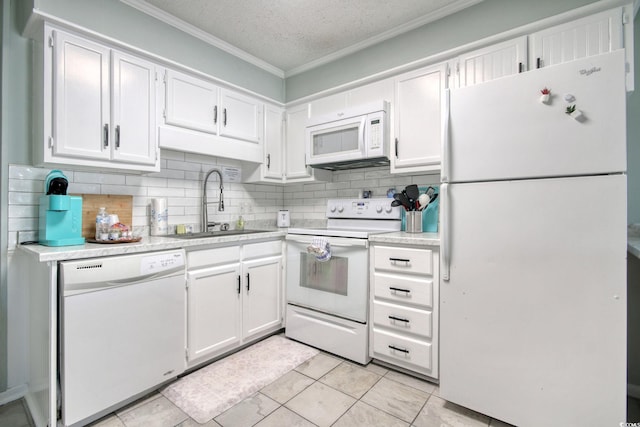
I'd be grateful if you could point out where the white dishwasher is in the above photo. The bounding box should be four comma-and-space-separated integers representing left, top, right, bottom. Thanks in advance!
59, 249, 186, 426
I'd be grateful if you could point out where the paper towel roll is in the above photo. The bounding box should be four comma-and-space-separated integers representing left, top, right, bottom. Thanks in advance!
150, 198, 168, 236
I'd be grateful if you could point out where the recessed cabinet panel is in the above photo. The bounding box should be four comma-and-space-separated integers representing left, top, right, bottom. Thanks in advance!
187, 263, 242, 361
392, 63, 447, 173
243, 256, 282, 340
111, 52, 157, 165
373, 246, 433, 276
263, 105, 284, 179
372, 300, 433, 339
220, 89, 263, 143
457, 36, 527, 87
53, 30, 110, 161
529, 8, 622, 69
165, 69, 219, 134
372, 328, 432, 373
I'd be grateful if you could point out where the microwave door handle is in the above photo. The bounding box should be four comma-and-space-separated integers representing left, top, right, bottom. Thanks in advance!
359, 116, 366, 155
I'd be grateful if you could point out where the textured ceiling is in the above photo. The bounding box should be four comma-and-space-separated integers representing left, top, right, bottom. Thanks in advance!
130, 0, 482, 75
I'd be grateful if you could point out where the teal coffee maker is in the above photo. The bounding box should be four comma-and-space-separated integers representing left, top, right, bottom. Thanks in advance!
39, 170, 85, 246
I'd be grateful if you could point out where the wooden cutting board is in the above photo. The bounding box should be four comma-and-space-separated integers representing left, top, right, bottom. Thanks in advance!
75, 194, 134, 239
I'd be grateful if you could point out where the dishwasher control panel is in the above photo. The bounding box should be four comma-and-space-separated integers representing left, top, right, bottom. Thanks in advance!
141, 251, 185, 275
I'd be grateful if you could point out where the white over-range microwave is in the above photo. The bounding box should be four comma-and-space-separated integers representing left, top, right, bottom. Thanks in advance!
305, 100, 390, 171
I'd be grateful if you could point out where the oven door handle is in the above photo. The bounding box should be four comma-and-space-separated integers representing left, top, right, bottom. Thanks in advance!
285, 235, 369, 248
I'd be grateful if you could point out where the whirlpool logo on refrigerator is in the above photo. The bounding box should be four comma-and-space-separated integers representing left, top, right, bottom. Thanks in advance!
579, 66, 602, 76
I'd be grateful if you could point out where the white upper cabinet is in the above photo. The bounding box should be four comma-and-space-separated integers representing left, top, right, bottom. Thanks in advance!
111, 51, 157, 166
43, 27, 159, 172
244, 103, 284, 183
165, 69, 219, 134
160, 68, 264, 163
263, 105, 284, 180
219, 89, 263, 143
284, 103, 331, 182
391, 63, 447, 174
529, 8, 623, 70
456, 36, 527, 88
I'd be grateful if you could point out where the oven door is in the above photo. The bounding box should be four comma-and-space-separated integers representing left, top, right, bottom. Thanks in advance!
285, 234, 368, 323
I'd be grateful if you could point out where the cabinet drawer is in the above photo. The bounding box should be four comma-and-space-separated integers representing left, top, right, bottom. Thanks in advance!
243, 240, 282, 260
372, 328, 432, 372
188, 246, 240, 269
373, 246, 432, 275
373, 272, 433, 308
372, 301, 432, 339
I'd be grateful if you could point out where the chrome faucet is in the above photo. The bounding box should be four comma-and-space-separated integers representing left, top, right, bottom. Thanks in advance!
202, 168, 224, 232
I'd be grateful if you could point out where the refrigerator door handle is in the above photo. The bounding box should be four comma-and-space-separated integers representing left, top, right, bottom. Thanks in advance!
441, 89, 451, 183
441, 183, 450, 281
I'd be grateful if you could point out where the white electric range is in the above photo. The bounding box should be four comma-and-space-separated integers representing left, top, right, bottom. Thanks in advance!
285, 198, 401, 364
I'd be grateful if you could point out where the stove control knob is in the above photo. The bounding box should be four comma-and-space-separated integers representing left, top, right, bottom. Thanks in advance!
329, 205, 337, 213
376, 204, 383, 213
337, 205, 344, 213
385, 205, 393, 213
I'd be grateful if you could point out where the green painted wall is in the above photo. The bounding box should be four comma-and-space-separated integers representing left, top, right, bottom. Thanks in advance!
285, 0, 599, 101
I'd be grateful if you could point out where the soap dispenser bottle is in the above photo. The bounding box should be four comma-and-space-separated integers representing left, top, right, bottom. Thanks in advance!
236, 215, 245, 231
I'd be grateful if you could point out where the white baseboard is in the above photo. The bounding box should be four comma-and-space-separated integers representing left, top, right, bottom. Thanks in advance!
629, 383, 640, 399
0, 384, 27, 405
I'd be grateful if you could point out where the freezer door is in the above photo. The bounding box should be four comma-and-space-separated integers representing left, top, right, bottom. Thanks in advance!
446, 50, 626, 182
440, 174, 626, 427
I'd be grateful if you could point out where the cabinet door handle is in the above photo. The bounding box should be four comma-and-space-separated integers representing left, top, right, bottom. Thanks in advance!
223, 108, 227, 126
115, 125, 121, 149
536, 57, 542, 69
518, 62, 524, 73
103, 124, 109, 148
389, 286, 411, 295
389, 257, 410, 264
388, 345, 410, 354
237, 275, 241, 294
267, 153, 271, 169
246, 273, 250, 292
214, 105, 218, 124
388, 315, 410, 323
395, 138, 399, 158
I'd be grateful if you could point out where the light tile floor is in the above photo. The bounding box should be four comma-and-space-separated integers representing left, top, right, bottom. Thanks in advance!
3, 345, 640, 427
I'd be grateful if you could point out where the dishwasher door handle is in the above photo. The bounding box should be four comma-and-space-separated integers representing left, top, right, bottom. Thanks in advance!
64, 267, 185, 296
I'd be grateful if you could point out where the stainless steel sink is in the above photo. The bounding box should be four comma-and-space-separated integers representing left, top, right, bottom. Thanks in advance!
168, 230, 271, 239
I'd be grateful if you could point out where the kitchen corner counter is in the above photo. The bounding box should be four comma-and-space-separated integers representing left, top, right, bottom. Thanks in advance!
369, 231, 440, 246
17, 230, 286, 262
629, 224, 640, 260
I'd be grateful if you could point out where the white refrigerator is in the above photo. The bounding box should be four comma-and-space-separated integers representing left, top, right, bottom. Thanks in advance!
440, 50, 627, 427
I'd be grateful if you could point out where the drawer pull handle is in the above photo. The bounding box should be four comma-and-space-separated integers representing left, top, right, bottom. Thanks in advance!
389, 257, 410, 264
388, 345, 410, 354
388, 315, 410, 323
389, 286, 411, 295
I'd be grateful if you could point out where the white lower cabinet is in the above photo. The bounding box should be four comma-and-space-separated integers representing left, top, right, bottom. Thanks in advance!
186, 240, 283, 366
370, 244, 439, 379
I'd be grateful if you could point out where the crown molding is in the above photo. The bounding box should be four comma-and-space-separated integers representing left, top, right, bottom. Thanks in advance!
122, 0, 483, 78
284, 0, 483, 77
120, 0, 285, 78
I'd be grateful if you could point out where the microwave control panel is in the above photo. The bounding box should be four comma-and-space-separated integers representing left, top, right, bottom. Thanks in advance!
365, 110, 388, 157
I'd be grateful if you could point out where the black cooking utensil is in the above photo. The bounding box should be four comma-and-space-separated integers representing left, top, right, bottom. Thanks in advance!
397, 191, 411, 211
405, 184, 419, 201
391, 199, 403, 207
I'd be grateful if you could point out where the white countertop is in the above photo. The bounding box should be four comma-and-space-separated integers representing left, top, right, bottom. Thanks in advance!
629, 224, 640, 259
369, 231, 440, 246
18, 230, 287, 262
18, 229, 440, 262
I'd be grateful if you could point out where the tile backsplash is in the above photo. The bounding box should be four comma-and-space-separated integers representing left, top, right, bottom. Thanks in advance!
7, 150, 438, 250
